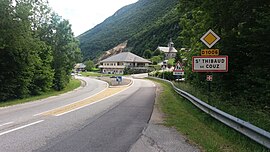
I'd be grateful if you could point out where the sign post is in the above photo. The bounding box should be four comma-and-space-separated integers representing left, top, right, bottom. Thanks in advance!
116, 76, 122, 84
173, 61, 184, 81
207, 74, 212, 102
193, 29, 228, 103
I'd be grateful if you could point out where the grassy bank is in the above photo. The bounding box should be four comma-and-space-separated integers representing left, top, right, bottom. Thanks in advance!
0, 78, 81, 107
150, 78, 269, 152
173, 82, 270, 133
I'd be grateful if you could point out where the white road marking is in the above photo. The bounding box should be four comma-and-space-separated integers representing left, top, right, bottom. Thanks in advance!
0, 122, 13, 127
55, 100, 99, 117
0, 120, 44, 136
55, 81, 134, 117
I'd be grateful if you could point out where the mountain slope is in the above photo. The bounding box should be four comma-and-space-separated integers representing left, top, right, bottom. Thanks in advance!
78, 0, 180, 60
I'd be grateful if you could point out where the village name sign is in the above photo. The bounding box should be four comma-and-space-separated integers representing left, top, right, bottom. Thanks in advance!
192, 29, 228, 73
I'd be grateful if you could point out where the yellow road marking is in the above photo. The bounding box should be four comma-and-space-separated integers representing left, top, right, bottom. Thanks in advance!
42, 87, 127, 116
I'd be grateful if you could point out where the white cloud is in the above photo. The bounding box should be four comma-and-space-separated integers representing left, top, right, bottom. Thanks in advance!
48, 0, 138, 36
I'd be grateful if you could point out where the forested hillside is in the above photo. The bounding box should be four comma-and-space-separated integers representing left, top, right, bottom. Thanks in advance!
0, 0, 81, 101
78, 0, 180, 60
80, 0, 269, 112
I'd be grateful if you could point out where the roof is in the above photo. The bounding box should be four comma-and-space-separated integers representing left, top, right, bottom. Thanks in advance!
100, 52, 151, 63
74, 63, 86, 69
157, 46, 178, 53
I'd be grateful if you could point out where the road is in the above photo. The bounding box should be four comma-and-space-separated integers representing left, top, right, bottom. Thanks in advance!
0, 76, 156, 152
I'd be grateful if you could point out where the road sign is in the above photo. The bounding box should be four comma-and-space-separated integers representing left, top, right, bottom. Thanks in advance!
173, 62, 184, 76
173, 71, 184, 76
116, 76, 122, 82
192, 56, 228, 72
206, 75, 213, 81
201, 49, 219, 56
200, 29, 220, 48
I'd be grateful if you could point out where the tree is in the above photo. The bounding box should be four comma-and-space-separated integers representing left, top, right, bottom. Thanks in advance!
84, 60, 95, 71
174, 50, 182, 63
150, 55, 162, 65
167, 58, 175, 68
49, 14, 82, 90
143, 49, 152, 59
29, 0, 54, 95
0, 0, 81, 101
0, 0, 45, 99
152, 49, 161, 56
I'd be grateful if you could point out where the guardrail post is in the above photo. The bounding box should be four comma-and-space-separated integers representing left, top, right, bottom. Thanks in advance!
149, 76, 270, 149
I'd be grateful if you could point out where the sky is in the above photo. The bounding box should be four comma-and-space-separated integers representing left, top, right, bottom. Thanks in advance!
48, 0, 138, 36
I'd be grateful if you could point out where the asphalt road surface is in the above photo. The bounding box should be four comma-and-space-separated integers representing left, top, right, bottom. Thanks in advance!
0, 76, 156, 152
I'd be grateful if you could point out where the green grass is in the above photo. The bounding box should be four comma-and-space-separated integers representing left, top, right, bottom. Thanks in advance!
0, 79, 81, 107
150, 78, 269, 152
173, 81, 270, 133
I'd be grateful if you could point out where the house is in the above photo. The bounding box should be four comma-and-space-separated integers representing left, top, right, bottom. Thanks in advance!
99, 52, 151, 74
156, 39, 178, 60
74, 63, 86, 72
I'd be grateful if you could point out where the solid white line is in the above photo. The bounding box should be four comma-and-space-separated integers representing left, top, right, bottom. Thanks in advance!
33, 113, 43, 117
0, 120, 44, 136
0, 122, 14, 127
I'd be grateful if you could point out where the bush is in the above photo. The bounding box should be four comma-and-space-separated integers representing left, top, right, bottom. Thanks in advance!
155, 71, 174, 80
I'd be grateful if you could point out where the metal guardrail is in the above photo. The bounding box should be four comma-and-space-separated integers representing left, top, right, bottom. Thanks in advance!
150, 76, 270, 149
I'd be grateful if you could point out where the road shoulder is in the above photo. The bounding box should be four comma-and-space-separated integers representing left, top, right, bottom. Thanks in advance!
129, 82, 201, 152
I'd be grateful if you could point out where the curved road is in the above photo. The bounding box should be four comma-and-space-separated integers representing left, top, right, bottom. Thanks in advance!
0, 76, 156, 152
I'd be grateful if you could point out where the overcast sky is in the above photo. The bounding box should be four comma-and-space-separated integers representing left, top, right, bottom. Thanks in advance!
48, 0, 138, 36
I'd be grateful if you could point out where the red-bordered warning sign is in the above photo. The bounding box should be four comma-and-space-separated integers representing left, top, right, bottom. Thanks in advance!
173, 62, 184, 75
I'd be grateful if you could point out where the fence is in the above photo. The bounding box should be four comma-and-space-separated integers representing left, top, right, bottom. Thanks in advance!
150, 76, 270, 149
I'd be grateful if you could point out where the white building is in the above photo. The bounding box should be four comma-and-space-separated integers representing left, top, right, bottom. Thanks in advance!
99, 52, 151, 74
74, 63, 86, 72
156, 39, 178, 60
